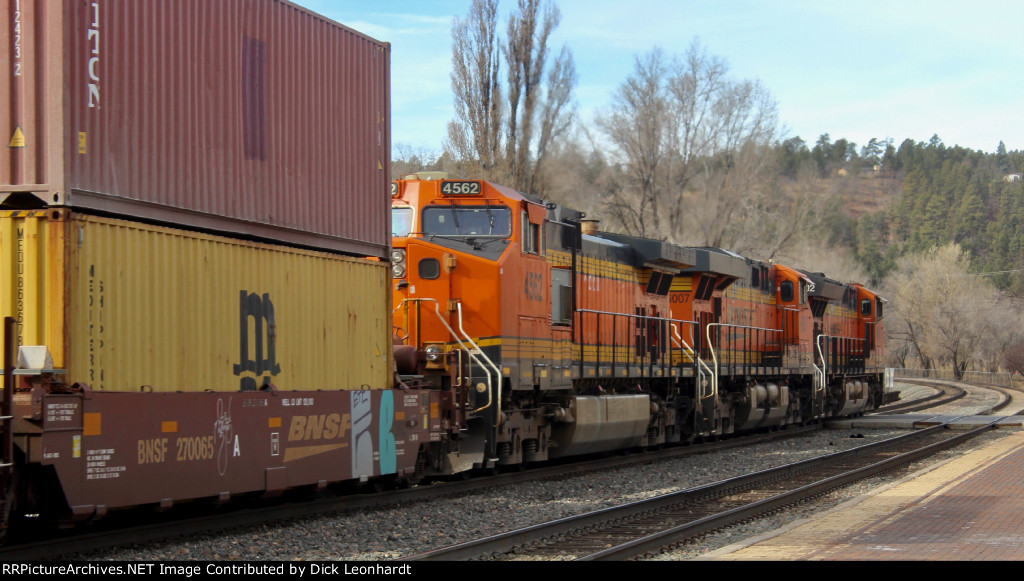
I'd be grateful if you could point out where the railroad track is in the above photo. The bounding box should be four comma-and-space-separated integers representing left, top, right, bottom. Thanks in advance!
0, 425, 821, 561
875, 379, 966, 414
406, 419, 999, 561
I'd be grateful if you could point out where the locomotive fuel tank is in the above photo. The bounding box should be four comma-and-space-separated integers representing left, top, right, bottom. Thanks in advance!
547, 395, 651, 458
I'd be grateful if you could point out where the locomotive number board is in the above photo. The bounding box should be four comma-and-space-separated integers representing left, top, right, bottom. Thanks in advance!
440, 181, 482, 195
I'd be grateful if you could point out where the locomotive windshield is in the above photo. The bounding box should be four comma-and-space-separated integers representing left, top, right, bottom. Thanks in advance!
422, 205, 511, 238
392, 207, 414, 237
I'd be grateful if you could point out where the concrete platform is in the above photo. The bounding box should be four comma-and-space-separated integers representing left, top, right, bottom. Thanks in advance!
701, 429, 1024, 560
829, 414, 1024, 430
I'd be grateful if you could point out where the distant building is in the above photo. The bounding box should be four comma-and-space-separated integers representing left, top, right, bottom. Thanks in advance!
1006, 173, 1022, 182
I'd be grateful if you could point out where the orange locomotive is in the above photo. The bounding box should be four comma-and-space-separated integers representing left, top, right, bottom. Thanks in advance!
390, 172, 888, 474
668, 256, 887, 437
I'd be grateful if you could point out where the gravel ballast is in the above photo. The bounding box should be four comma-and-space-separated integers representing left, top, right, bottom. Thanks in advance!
73, 425, 1014, 562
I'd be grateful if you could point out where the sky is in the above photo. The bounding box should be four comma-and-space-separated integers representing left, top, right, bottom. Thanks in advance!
292, 0, 1024, 156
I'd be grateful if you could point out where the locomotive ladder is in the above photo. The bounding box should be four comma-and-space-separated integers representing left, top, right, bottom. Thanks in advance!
813, 333, 828, 395
670, 323, 714, 402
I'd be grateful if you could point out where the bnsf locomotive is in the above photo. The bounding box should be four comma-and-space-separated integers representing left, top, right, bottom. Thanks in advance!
389, 172, 886, 473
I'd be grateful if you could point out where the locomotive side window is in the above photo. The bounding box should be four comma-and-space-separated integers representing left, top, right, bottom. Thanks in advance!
861, 298, 872, 316
418, 258, 441, 280
876, 298, 884, 318
521, 211, 541, 255
392, 207, 413, 237
780, 280, 794, 303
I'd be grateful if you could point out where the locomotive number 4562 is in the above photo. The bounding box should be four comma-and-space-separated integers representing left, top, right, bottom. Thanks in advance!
440, 181, 481, 195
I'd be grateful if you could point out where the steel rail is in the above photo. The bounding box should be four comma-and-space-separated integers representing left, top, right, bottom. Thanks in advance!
405, 421, 995, 561
581, 420, 999, 560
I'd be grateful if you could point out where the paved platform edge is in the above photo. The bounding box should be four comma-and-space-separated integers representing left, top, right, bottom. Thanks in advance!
696, 429, 1024, 561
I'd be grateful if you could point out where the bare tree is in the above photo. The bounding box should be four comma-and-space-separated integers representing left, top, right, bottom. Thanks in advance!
1004, 339, 1024, 376
975, 293, 1024, 372
884, 244, 1000, 380
446, 0, 576, 195
392, 144, 443, 179
595, 40, 781, 249
447, 0, 504, 179
595, 49, 670, 238
530, 44, 576, 193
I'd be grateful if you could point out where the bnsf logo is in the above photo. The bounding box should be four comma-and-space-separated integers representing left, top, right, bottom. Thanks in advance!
288, 413, 351, 442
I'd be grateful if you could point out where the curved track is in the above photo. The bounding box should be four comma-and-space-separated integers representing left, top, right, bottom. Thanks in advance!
406, 420, 999, 561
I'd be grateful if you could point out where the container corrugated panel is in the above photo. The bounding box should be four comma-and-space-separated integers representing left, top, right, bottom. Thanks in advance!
0, 0, 390, 258
0, 210, 393, 392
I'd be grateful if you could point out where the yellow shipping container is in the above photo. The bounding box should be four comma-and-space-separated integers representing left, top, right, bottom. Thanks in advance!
0, 210, 392, 392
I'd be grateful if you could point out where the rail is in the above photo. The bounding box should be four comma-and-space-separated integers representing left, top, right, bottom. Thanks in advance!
393, 298, 503, 422
407, 421, 991, 561
894, 368, 1013, 388
813, 334, 827, 397
574, 308, 687, 381
704, 319, 782, 379
671, 322, 715, 402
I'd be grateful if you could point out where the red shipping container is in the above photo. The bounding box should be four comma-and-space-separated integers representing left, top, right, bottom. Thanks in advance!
1, 0, 391, 257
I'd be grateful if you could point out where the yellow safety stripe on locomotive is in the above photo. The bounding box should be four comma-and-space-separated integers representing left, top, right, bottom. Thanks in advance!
669, 277, 693, 292
443, 336, 777, 370
725, 285, 776, 305
442, 336, 674, 364
547, 250, 641, 284
825, 304, 858, 318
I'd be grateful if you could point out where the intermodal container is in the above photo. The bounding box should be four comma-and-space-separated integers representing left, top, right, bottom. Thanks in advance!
0, 0, 390, 258
0, 210, 393, 392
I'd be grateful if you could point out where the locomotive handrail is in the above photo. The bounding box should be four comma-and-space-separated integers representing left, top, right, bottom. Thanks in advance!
670, 323, 714, 402
455, 302, 504, 424
575, 308, 687, 380
864, 321, 877, 357
393, 298, 501, 421
813, 333, 828, 396
705, 323, 783, 403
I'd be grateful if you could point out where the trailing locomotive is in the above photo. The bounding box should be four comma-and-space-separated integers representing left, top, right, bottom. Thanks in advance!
389, 172, 887, 475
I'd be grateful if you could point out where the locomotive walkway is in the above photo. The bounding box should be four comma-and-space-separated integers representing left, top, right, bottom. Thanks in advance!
699, 423, 1024, 560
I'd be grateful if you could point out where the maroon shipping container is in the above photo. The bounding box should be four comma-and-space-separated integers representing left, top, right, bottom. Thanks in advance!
1, 0, 391, 257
